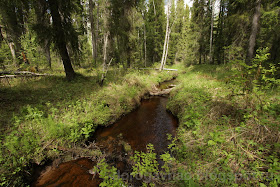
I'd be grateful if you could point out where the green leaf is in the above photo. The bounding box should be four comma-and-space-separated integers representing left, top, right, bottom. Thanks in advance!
208, 140, 216, 146
259, 183, 267, 187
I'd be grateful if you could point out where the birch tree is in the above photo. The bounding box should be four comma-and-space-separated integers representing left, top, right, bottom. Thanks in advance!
209, 0, 215, 64
160, 0, 172, 71
100, 0, 110, 84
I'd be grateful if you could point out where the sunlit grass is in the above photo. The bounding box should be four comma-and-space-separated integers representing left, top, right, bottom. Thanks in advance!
0, 67, 177, 186
166, 64, 280, 186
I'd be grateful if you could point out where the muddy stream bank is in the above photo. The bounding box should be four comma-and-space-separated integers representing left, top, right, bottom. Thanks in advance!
33, 81, 178, 186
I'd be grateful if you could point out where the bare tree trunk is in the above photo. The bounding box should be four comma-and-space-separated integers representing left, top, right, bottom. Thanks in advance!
144, 22, 147, 67
48, 0, 75, 80
209, 0, 214, 64
103, 32, 109, 72
163, 28, 171, 67
44, 40, 52, 69
100, 31, 109, 84
153, 0, 156, 16
0, 25, 16, 64
160, 0, 171, 71
89, 0, 96, 65
95, 1, 99, 65
160, 25, 168, 70
246, 0, 261, 65
8, 42, 16, 64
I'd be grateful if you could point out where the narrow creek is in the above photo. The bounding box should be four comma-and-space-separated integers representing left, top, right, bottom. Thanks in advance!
33, 81, 178, 187
94, 96, 178, 154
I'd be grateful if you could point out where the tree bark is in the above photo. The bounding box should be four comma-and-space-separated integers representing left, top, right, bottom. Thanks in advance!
160, 22, 168, 70
0, 25, 16, 64
95, 1, 99, 65
160, 0, 171, 71
209, 0, 214, 64
246, 0, 262, 65
44, 40, 52, 69
100, 31, 110, 85
8, 42, 17, 64
270, 10, 280, 65
144, 22, 147, 67
103, 31, 109, 72
89, 0, 96, 65
48, 0, 75, 80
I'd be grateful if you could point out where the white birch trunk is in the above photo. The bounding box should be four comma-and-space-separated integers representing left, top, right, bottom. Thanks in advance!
103, 32, 109, 72
160, 0, 171, 71
8, 42, 16, 64
100, 31, 109, 84
144, 23, 147, 67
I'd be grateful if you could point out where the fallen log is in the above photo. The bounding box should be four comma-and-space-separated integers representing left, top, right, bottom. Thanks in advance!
139, 68, 178, 71
0, 71, 11, 75
0, 73, 50, 79
149, 87, 175, 96
163, 68, 178, 71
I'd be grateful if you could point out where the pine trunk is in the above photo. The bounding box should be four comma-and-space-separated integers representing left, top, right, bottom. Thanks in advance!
246, 0, 261, 65
209, 0, 214, 64
144, 23, 147, 67
89, 0, 96, 65
95, 2, 99, 65
44, 40, 52, 69
48, 0, 75, 80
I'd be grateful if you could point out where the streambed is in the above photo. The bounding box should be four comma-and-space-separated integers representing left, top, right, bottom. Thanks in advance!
33, 82, 178, 186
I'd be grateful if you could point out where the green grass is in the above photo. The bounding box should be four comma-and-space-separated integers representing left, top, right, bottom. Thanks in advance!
165, 64, 280, 187
1, 63, 279, 186
0, 66, 178, 186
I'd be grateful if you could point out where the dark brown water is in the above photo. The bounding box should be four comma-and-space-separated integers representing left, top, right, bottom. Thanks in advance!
33, 158, 101, 187
34, 95, 178, 186
94, 96, 178, 154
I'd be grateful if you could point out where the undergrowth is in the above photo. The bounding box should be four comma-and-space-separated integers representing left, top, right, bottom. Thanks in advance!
0, 66, 177, 186
166, 63, 280, 186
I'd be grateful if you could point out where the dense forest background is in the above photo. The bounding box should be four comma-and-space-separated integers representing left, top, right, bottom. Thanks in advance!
0, 0, 279, 79
0, 0, 280, 186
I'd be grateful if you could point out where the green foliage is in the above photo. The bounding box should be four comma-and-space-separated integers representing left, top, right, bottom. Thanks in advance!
131, 144, 159, 178
146, 0, 165, 65
0, 42, 12, 66
230, 48, 280, 93
20, 30, 42, 66
266, 155, 280, 187
130, 143, 175, 186
81, 121, 97, 139
0, 68, 177, 186
166, 65, 280, 186
159, 152, 174, 174
93, 159, 126, 187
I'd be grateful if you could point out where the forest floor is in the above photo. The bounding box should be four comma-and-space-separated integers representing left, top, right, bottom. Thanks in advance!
165, 64, 280, 186
0, 66, 177, 186
0, 64, 279, 186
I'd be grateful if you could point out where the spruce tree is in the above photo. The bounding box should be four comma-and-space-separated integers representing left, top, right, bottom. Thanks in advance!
47, 0, 77, 80
146, 0, 165, 65
0, 0, 26, 65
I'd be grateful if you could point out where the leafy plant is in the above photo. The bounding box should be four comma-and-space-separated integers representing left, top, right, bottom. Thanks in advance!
93, 159, 126, 187
81, 121, 96, 139
230, 47, 280, 93
130, 144, 159, 178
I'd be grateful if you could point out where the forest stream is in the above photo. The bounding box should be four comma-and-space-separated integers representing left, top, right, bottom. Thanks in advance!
32, 81, 178, 186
